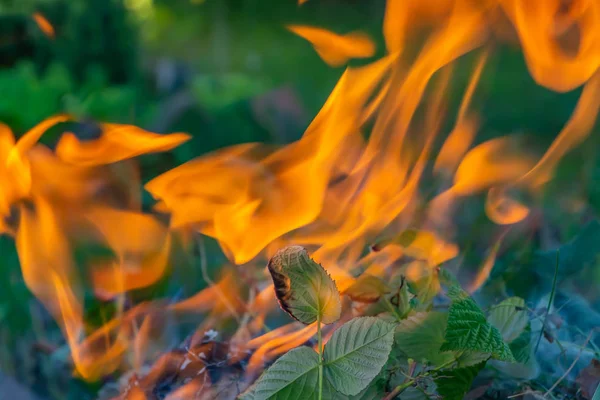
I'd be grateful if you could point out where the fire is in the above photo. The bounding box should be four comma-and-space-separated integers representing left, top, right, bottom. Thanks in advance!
499, 0, 600, 92
0, 117, 189, 380
56, 123, 190, 166
286, 25, 376, 67
1, 0, 600, 395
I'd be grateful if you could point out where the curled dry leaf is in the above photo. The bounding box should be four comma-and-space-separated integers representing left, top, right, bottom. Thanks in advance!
267, 246, 341, 325
576, 359, 600, 399
344, 274, 391, 303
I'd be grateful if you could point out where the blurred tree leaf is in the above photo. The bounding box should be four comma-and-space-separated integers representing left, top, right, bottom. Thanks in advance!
267, 246, 341, 325
191, 73, 270, 111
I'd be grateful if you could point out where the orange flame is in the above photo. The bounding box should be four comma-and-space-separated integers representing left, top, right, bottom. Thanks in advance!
287, 25, 376, 67
3, 0, 600, 390
0, 117, 191, 379
56, 124, 190, 166
499, 0, 600, 92
85, 207, 172, 297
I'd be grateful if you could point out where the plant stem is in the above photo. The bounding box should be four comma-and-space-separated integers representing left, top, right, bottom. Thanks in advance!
384, 358, 456, 400
544, 330, 594, 398
317, 315, 323, 400
383, 296, 403, 321
382, 380, 414, 400
535, 250, 559, 353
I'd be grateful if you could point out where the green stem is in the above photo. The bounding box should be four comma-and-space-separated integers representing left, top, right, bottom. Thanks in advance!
384, 358, 456, 400
535, 250, 559, 353
382, 380, 414, 400
383, 296, 403, 321
317, 315, 323, 400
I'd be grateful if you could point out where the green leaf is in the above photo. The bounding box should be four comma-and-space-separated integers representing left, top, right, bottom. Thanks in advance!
395, 312, 455, 367
321, 379, 383, 400
406, 261, 441, 309
508, 324, 532, 364
323, 317, 395, 396
439, 267, 460, 288
435, 362, 486, 400
455, 351, 491, 367
490, 328, 538, 380
239, 347, 319, 400
488, 297, 532, 364
268, 246, 341, 325
441, 287, 515, 362
592, 383, 600, 400
488, 297, 528, 342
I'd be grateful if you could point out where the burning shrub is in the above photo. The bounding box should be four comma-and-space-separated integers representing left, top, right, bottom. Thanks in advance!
0, 0, 599, 399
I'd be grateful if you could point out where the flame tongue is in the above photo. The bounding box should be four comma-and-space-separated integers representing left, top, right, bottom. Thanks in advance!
1, 0, 600, 392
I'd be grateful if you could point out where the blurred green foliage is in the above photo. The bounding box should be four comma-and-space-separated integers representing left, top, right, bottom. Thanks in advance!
0, 0, 137, 83
191, 73, 271, 111
0, 62, 153, 132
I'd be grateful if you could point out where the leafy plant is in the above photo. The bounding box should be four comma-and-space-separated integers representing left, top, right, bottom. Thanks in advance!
240, 246, 529, 399
241, 246, 395, 399
441, 286, 515, 362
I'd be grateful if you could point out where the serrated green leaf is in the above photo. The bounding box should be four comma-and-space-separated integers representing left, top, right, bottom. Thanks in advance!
488, 297, 532, 364
508, 324, 532, 364
239, 347, 319, 400
455, 351, 491, 367
488, 297, 528, 342
324, 317, 395, 396
395, 312, 455, 366
268, 246, 341, 325
441, 287, 515, 362
490, 339, 539, 380
439, 267, 460, 288
435, 362, 486, 400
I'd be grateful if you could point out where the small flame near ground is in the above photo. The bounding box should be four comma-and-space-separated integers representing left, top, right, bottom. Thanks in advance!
0, 0, 599, 398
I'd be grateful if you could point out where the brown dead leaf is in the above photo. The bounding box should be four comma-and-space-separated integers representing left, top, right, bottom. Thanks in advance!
576, 359, 600, 399
344, 274, 391, 303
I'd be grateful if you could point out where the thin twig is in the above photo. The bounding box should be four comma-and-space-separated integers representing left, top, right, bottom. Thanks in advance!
383, 359, 455, 400
535, 250, 559, 353
197, 235, 241, 322
543, 330, 594, 398
507, 389, 541, 399
382, 380, 414, 400
383, 296, 403, 321
383, 360, 417, 400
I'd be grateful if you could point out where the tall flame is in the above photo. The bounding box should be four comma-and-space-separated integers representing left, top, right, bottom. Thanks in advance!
1, 0, 600, 391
